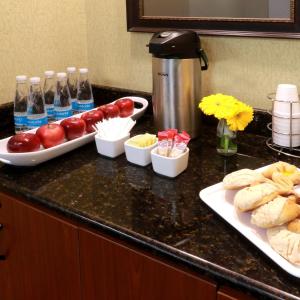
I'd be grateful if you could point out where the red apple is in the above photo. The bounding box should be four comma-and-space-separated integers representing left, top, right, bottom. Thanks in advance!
97, 104, 120, 119
115, 98, 134, 118
36, 124, 66, 149
81, 110, 104, 133
61, 117, 86, 140
97, 105, 107, 118
7, 133, 41, 153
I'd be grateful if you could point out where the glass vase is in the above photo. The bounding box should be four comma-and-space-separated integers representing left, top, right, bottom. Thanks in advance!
216, 118, 237, 156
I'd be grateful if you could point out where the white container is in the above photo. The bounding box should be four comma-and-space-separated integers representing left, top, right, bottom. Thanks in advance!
272, 132, 300, 148
273, 84, 300, 118
272, 115, 300, 134
124, 137, 157, 166
95, 133, 130, 158
276, 84, 299, 102
151, 147, 189, 178
273, 101, 300, 118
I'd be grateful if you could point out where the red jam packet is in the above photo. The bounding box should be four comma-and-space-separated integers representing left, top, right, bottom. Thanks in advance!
157, 129, 190, 157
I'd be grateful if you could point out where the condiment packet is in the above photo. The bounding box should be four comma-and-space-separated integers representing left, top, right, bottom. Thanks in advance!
157, 131, 169, 156
169, 131, 191, 158
157, 129, 190, 157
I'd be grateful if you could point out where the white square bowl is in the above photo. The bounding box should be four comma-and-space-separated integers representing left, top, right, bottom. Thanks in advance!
150, 147, 189, 178
95, 133, 130, 158
124, 137, 158, 166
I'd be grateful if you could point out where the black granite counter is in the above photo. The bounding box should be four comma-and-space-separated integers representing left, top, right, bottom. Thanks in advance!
0, 108, 300, 299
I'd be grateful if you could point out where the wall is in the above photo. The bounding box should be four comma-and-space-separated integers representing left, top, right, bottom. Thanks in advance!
2, 1, 300, 111
0, 0, 88, 104
85, 0, 300, 110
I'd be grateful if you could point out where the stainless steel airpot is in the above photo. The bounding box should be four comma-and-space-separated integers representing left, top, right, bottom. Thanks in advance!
148, 30, 208, 138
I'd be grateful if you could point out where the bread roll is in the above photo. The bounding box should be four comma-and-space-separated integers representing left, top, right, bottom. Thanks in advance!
263, 161, 300, 185
234, 182, 278, 212
287, 218, 300, 233
223, 169, 265, 190
251, 196, 300, 228
267, 224, 300, 265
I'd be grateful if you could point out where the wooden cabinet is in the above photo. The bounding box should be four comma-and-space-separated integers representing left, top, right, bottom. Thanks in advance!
79, 228, 216, 300
217, 286, 256, 300
0, 192, 258, 300
0, 193, 81, 300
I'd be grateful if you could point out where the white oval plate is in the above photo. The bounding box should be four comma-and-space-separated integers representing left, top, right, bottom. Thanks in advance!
0, 96, 148, 166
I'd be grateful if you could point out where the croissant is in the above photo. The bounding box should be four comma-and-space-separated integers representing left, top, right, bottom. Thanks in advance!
267, 219, 300, 265
251, 196, 300, 228
223, 169, 266, 190
234, 182, 278, 212
263, 161, 300, 185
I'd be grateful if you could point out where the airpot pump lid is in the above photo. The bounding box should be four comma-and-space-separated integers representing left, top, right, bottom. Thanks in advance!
148, 30, 201, 59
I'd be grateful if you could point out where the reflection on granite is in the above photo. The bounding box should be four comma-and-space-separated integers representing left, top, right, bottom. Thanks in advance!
0, 115, 300, 300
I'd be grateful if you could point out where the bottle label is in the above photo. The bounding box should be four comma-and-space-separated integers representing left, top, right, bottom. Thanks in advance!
55, 108, 72, 120
46, 104, 54, 117
14, 115, 27, 126
71, 98, 78, 111
77, 100, 94, 112
27, 116, 47, 128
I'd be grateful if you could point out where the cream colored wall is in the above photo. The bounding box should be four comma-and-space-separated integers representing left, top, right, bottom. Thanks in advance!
85, 0, 300, 110
0, 0, 88, 104
2, 0, 300, 111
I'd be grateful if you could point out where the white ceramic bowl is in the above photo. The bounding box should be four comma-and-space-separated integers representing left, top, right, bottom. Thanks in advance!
124, 137, 157, 166
151, 147, 189, 178
95, 133, 130, 158
272, 132, 300, 148
272, 115, 300, 134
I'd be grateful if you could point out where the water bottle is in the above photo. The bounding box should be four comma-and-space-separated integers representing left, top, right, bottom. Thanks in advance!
54, 72, 72, 120
77, 68, 94, 113
27, 77, 47, 129
67, 67, 78, 114
14, 75, 28, 134
43, 70, 56, 122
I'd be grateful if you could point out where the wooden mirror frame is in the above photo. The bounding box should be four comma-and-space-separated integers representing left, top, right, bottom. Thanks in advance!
126, 0, 300, 38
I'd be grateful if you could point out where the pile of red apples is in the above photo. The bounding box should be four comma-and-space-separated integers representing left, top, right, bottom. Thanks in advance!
7, 98, 134, 153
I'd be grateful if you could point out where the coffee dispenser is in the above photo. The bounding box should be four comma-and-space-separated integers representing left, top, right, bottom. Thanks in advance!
148, 30, 208, 138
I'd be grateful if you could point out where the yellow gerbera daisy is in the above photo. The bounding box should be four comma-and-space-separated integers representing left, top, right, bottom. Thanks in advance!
199, 94, 238, 119
226, 103, 254, 131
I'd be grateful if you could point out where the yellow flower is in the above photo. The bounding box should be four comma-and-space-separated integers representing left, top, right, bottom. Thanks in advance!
199, 94, 238, 120
226, 103, 254, 131
199, 93, 254, 131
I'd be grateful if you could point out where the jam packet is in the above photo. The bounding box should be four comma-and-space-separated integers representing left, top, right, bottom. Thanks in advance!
157, 131, 169, 156
169, 131, 190, 157
157, 129, 190, 157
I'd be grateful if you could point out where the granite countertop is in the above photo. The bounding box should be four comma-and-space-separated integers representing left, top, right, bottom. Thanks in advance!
0, 113, 300, 300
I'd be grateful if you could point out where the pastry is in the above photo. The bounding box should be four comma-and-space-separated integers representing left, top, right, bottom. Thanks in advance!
223, 169, 266, 190
267, 220, 300, 265
234, 182, 278, 212
262, 161, 300, 185
251, 196, 300, 228
287, 218, 300, 233
270, 173, 294, 195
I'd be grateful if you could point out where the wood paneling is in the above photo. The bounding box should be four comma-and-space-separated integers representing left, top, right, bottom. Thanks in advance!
217, 286, 255, 300
79, 228, 216, 300
0, 193, 81, 300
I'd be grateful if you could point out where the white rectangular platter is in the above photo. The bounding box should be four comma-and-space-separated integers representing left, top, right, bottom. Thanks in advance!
199, 166, 300, 278
0, 96, 148, 167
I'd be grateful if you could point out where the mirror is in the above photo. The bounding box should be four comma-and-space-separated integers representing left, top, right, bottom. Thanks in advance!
126, 0, 300, 38
142, 0, 291, 20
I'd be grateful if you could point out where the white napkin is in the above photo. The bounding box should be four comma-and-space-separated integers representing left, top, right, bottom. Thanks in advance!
94, 117, 136, 140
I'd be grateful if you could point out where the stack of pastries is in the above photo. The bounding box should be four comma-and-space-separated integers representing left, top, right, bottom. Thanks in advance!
223, 161, 300, 265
